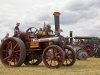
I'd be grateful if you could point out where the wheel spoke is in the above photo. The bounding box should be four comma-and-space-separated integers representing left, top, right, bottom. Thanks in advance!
46, 55, 51, 61
16, 53, 20, 57
67, 57, 72, 62
54, 49, 59, 56
13, 43, 18, 50
6, 42, 11, 50
10, 41, 13, 49
9, 58, 13, 66
65, 54, 72, 62
4, 56, 10, 61
14, 54, 20, 59
2, 50, 8, 52
12, 40, 15, 47
9, 61, 11, 66
15, 45, 19, 50
12, 57, 16, 65
54, 59, 56, 66
47, 51, 53, 56
49, 59, 53, 65
14, 50, 20, 53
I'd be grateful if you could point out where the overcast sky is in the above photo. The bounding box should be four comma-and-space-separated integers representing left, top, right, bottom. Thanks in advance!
0, 0, 100, 41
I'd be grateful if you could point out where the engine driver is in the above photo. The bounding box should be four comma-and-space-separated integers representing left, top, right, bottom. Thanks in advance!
14, 22, 21, 36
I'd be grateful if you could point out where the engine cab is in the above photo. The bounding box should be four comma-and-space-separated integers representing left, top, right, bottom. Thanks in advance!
24, 23, 55, 49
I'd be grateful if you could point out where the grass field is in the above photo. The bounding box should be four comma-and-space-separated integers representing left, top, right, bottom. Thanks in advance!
0, 57, 100, 75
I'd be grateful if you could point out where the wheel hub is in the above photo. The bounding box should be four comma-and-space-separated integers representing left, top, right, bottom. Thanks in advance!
77, 50, 88, 60
9, 49, 14, 57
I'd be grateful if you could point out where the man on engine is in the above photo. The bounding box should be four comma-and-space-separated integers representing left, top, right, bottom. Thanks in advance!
14, 22, 21, 36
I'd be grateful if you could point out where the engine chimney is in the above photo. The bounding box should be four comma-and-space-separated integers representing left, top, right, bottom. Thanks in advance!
53, 12, 60, 36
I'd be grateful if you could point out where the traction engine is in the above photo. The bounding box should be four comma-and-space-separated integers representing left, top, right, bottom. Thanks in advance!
0, 12, 76, 69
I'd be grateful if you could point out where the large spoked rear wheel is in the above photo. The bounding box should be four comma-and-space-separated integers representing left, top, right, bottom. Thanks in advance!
42, 45, 65, 69
63, 45, 76, 66
0, 37, 26, 67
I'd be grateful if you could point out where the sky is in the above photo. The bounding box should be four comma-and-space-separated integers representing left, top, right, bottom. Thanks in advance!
0, 0, 100, 41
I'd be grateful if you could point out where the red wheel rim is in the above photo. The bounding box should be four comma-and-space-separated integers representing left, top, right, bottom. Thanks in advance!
83, 44, 94, 57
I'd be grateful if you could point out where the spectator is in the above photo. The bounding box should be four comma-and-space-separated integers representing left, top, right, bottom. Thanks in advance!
1, 33, 9, 43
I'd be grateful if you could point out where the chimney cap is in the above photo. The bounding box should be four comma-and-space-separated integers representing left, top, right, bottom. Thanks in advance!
70, 31, 73, 33
53, 12, 60, 16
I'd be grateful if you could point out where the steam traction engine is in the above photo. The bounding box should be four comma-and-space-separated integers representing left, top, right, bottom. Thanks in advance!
65, 34, 94, 60
0, 12, 76, 69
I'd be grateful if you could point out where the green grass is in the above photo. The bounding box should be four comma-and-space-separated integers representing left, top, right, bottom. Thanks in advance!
0, 58, 100, 75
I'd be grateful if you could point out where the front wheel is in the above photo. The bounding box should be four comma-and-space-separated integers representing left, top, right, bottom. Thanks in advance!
63, 45, 76, 66
42, 45, 65, 69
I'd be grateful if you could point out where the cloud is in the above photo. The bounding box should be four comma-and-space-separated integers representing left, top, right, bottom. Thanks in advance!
60, 0, 100, 25
0, 0, 100, 42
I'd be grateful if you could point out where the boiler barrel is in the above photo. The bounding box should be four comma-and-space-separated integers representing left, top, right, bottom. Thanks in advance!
32, 37, 59, 43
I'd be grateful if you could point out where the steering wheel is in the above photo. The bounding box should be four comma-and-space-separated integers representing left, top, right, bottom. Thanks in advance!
26, 27, 38, 33
26, 27, 39, 38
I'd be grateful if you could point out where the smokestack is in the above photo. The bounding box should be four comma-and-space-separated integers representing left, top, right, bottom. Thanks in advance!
53, 12, 60, 36
70, 31, 73, 44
